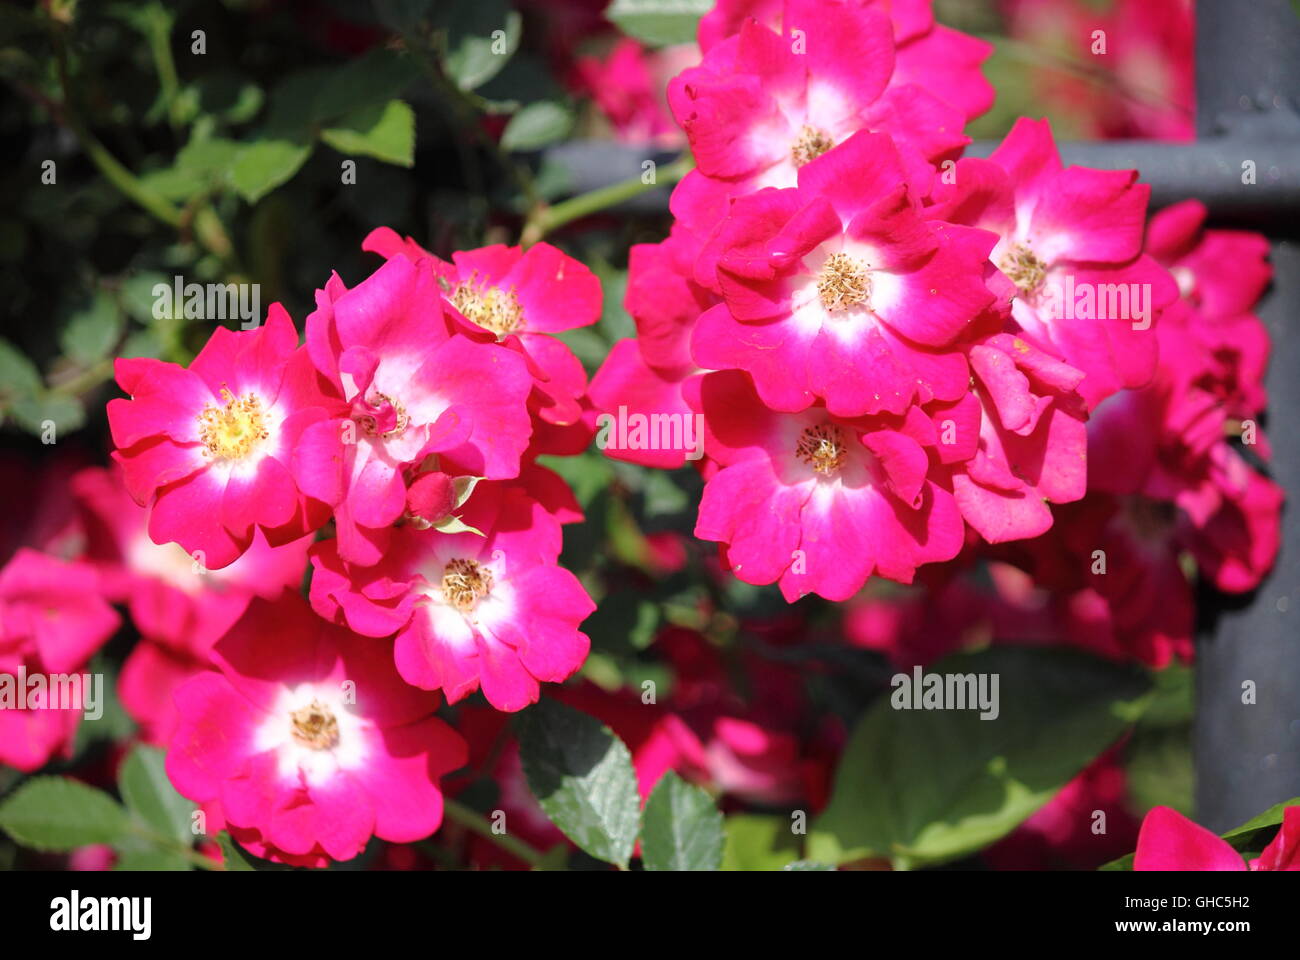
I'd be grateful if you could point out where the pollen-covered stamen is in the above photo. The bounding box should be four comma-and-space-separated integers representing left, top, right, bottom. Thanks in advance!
1000, 243, 1047, 296
817, 253, 871, 312
290, 700, 340, 750
196, 386, 269, 460
796, 424, 848, 476
451, 273, 524, 338
791, 124, 834, 167
441, 558, 494, 613
355, 391, 409, 439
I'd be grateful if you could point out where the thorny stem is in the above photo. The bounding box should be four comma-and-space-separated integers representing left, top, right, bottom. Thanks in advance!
45, 19, 237, 264
520, 153, 695, 247
440, 796, 549, 869
142, 3, 183, 130
126, 822, 226, 871
987, 35, 1190, 115
406, 30, 540, 213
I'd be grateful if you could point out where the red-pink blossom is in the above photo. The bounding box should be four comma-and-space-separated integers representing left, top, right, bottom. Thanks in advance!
672, 0, 987, 231
0, 548, 120, 770
946, 329, 1090, 544
691, 370, 964, 600
297, 255, 534, 565
72, 464, 310, 652
574, 38, 695, 147
107, 306, 335, 570
699, 0, 995, 122
926, 117, 1178, 409
361, 228, 600, 428
589, 224, 715, 469
691, 131, 996, 418
166, 593, 467, 864
308, 482, 595, 711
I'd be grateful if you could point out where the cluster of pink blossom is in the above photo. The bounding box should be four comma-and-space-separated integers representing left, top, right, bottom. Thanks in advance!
577, 0, 1277, 873
590, 0, 1279, 663
2, 236, 602, 864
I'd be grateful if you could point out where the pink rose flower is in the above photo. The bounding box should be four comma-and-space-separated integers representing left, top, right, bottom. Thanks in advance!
107, 305, 335, 569
166, 593, 467, 864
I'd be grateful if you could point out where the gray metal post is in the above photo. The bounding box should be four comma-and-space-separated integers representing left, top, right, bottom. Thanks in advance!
1191, 0, 1300, 832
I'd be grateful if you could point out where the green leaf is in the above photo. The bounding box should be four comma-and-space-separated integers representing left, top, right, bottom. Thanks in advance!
0, 337, 41, 399
8, 392, 86, 435
263, 68, 334, 133
720, 814, 801, 871
60, 289, 124, 365
216, 832, 256, 870
1220, 795, 1300, 850
442, 2, 523, 91
500, 101, 573, 152
641, 771, 724, 871
316, 50, 420, 122
192, 72, 265, 124
120, 271, 174, 323
605, 0, 711, 46
536, 451, 614, 509
808, 647, 1152, 868
178, 137, 242, 177
1124, 726, 1193, 817
516, 698, 641, 868
230, 138, 313, 204
321, 99, 415, 167
118, 745, 195, 845
73, 655, 136, 752
112, 835, 191, 872
0, 777, 131, 851
138, 165, 208, 202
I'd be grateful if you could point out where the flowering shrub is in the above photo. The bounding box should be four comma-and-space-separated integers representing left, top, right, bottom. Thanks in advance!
0, 0, 1290, 877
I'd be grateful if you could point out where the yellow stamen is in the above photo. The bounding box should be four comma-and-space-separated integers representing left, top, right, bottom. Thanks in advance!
451, 273, 524, 338
290, 700, 339, 750
441, 558, 494, 612
196, 386, 269, 461
797, 424, 847, 476
817, 253, 871, 311
1000, 243, 1047, 295
791, 125, 834, 167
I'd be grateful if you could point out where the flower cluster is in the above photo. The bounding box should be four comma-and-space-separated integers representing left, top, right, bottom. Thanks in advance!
55, 235, 600, 862
592, 0, 1205, 606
